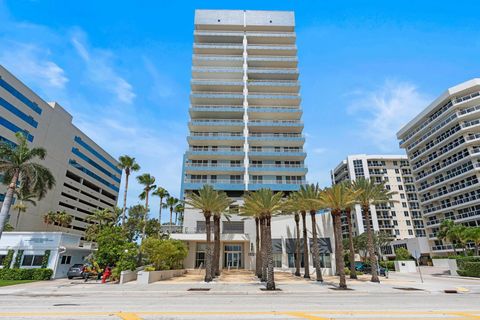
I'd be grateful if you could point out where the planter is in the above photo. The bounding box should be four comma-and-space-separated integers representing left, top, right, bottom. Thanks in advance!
432, 259, 450, 268
136, 269, 186, 284
394, 260, 417, 273
447, 259, 458, 276
119, 270, 137, 284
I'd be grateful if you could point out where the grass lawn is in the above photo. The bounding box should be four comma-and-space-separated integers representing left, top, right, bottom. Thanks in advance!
0, 280, 37, 287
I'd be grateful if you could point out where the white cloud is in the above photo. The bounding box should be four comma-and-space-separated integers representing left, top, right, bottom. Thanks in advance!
71, 30, 136, 104
347, 79, 431, 151
0, 42, 68, 90
312, 147, 327, 154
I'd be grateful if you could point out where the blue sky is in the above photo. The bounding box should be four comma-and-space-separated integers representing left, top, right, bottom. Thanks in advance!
1, 0, 480, 221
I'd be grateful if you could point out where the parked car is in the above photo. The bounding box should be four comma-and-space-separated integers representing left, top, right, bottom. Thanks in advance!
67, 264, 85, 279
354, 261, 387, 276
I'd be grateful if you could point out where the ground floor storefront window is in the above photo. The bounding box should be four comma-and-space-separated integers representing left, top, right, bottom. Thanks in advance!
195, 243, 206, 268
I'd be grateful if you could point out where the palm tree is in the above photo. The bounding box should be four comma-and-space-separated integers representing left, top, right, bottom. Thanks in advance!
12, 189, 37, 229
292, 190, 311, 279
184, 185, 221, 282
137, 173, 156, 241
437, 219, 468, 255
163, 196, 179, 232
56, 211, 73, 228
152, 187, 169, 224
297, 184, 324, 282
174, 204, 185, 226
43, 211, 56, 231
0, 132, 55, 238
342, 181, 359, 279
240, 198, 263, 279
118, 155, 141, 226
463, 227, 480, 256
319, 183, 357, 289
87, 208, 119, 227
212, 192, 233, 277
352, 178, 396, 283
243, 189, 283, 290
285, 193, 302, 277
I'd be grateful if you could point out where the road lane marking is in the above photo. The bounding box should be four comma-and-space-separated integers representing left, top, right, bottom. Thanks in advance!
285, 312, 329, 320
116, 312, 143, 320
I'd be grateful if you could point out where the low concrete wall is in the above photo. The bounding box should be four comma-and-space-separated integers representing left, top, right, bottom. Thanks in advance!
448, 259, 458, 276
394, 260, 417, 273
137, 269, 186, 285
119, 270, 137, 284
432, 259, 450, 268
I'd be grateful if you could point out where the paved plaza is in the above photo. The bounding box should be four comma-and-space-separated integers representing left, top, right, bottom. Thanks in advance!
0, 268, 479, 319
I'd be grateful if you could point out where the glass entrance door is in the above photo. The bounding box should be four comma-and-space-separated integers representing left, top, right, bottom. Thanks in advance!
224, 244, 243, 268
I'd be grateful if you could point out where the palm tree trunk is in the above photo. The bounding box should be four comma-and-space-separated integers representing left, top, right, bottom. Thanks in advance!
141, 192, 149, 241
121, 172, 129, 227
213, 215, 221, 277
294, 213, 301, 277
301, 211, 310, 279
266, 216, 275, 290
159, 196, 164, 224
255, 217, 262, 278
261, 218, 267, 282
333, 212, 347, 289
0, 172, 19, 237
310, 211, 323, 282
204, 215, 213, 282
15, 209, 21, 230
363, 205, 379, 283
170, 207, 173, 228
175, 211, 178, 225
345, 208, 357, 279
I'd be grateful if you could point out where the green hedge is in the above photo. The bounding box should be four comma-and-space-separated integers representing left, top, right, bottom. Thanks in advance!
458, 262, 480, 278
2, 250, 14, 269
0, 268, 53, 280
379, 261, 395, 270
454, 256, 480, 270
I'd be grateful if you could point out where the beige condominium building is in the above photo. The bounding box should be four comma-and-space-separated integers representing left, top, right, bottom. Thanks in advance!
331, 154, 425, 241
397, 78, 480, 255
0, 65, 121, 237
172, 10, 336, 275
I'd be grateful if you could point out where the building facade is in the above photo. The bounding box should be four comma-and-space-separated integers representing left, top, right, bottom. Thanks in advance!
397, 79, 480, 255
0, 232, 94, 278
331, 154, 425, 240
0, 65, 121, 237
173, 10, 335, 275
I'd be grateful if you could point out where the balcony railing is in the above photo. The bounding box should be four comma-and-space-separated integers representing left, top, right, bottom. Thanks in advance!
432, 244, 454, 251
189, 147, 244, 152
185, 163, 243, 168
184, 179, 244, 184
249, 133, 303, 138
249, 163, 304, 168
191, 132, 243, 137
249, 120, 303, 125
249, 148, 303, 153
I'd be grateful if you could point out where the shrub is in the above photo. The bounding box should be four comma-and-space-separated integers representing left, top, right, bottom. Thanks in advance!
2, 250, 14, 269
0, 268, 53, 280
455, 256, 480, 270
380, 261, 395, 270
141, 238, 188, 270
394, 248, 412, 261
458, 262, 480, 278
144, 266, 156, 272
41, 250, 51, 268
13, 250, 24, 268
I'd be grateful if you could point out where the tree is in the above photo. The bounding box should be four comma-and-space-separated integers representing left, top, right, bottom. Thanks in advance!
289, 191, 311, 279
184, 185, 221, 282
137, 173, 156, 241
352, 178, 396, 283
85, 207, 121, 241
55, 211, 73, 228
174, 204, 185, 226
285, 193, 301, 277
212, 192, 233, 277
0, 132, 55, 238
163, 196, 179, 230
12, 189, 37, 229
94, 226, 138, 269
438, 220, 464, 254
43, 211, 56, 231
118, 155, 140, 226
243, 189, 283, 290
463, 227, 480, 256
319, 183, 357, 289
296, 184, 324, 282
124, 205, 148, 242
240, 195, 263, 279
141, 238, 188, 270
345, 206, 357, 279
395, 247, 411, 261
152, 187, 169, 224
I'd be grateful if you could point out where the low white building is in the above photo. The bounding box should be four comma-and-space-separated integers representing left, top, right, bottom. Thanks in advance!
383, 237, 431, 264
0, 232, 94, 278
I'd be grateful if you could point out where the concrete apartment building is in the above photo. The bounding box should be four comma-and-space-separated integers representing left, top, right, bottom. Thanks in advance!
0, 65, 121, 237
397, 79, 480, 255
173, 10, 336, 275
331, 155, 426, 240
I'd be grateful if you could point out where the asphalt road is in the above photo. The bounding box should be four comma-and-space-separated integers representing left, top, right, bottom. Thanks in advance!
0, 270, 478, 319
